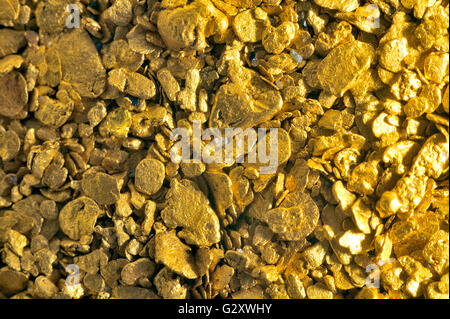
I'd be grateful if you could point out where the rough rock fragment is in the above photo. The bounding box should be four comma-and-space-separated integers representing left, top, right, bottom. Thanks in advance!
0, 71, 28, 118
100, 259, 129, 288
33, 276, 58, 298
101, 39, 144, 72
108, 69, 156, 99
211, 264, 234, 291
204, 171, 234, 214
424, 52, 449, 83
312, 130, 366, 156
0, 268, 28, 297
6, 229, 27, 256
232, 9, 266, 43
134, 158, 165, 196
154, 267, 187, 299
83, 273, 105, 294
302, 242, 328, 269
35, 96, 73, 128
210, 66, 283, 129
102, 0, 133, 26
56, 30, 106, 98
423, 230, 449, 275
335, 4, 386, 34
35, 0, 71, 36
157, 68, 180, 102
154, 231, 198, 279
0, 0, 18, 26
81, 172, 120, 206
313, 0, 359, 12
74, 249, 109, 274
306, 283, 333, 299
0, 130, 21, 161
59, 197, 100, 240
0, 29, 26, 58
317, 41, 375, 97
0, 55, 24, 76
121, 258, 156, 286
161, 179, 220, 247
347, 162, 379, 196
99, 107, 132, 138
157, 0, 228, 51
262, 22, 296, 54
338, 230, 372, 255
112, 286, 158, 299
410, 133, 449, 179
390, 70, 422, 102
263, 192, 319, 241
379, 38, 409, 73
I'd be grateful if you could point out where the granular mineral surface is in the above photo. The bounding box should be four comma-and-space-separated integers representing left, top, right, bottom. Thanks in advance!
0, 0, 448, 299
